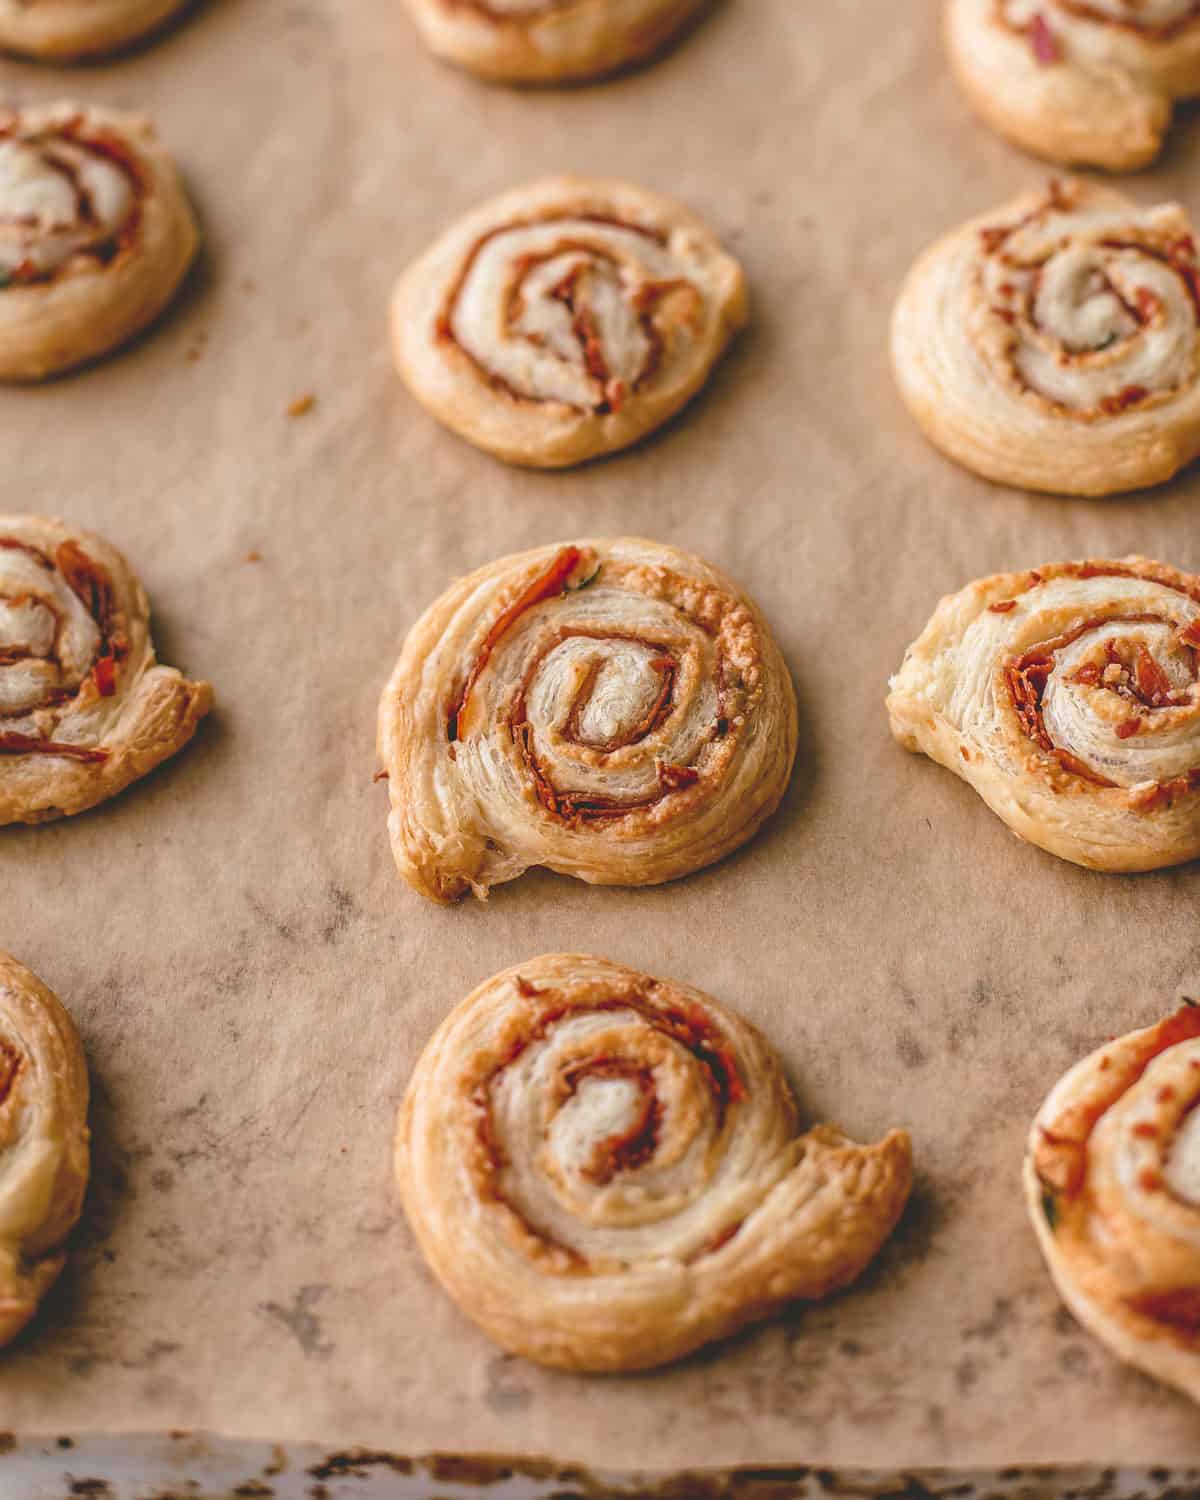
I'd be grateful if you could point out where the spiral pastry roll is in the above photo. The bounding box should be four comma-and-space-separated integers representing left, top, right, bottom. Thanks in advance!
396, 954, 913, 1373
891, 179, 1200, 497
0, 515, 212, 825
402, 0, 708, 84
888, 557, 1200, 872
378, 538, 797, 902
390, 176, 748, 468
0, 951, 89, 1348
946, 0, 1200, 171
1027, 1006, 1200, 1402
0, 0, 188, 58
0, 102, 198, 382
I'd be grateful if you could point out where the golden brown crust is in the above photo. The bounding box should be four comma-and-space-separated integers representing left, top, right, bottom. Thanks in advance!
0, 102, 198, 382
891, 178, 1200, 497
402, 0, 708, 84
0, 514, 213, 825
377, 537, 797, 902
0, 951, 89, 1347
390, 175, 748, 469
0, 0, 187, 58
1027, 1008, 1200, 1403
395, 954, 913, 1372
946, 0, 1200, 171
887, 557, 1200, 872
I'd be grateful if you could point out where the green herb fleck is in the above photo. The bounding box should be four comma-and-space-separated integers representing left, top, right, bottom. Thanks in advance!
569, 566, 601, 592
1042, 1190, 1059, 1232
1184, 996, 1197, 1008
0, 272, 10, 291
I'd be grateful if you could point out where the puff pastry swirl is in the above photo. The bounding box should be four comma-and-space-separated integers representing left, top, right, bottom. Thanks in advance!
1028, 1006, 1200, 1403
0, 0, 188, 58
888, 557, 1200, 872
0, 103, 198, 382
396, 954, 914, 1372
403, 0, 708, 83
0, 951, 89, 1347
391, 176, 748, 468
0, 515, 212, 825
947, 0, 1200, 170
891, 178, 1200, 496
378, 538, 797, 902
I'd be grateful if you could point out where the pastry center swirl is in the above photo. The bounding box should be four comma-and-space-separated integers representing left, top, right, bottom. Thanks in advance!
530, 634, 677, 751
472, 992, 744, 1268
511, 628, 713, 820
446, 548, 755, 828
0, 122, 139, 285
442, 216, 703, 414
0, 542, 101, 715
1008, 610, 1200, 787
443, 548, 765, 838
0, 538, 123, 760
979, 189, 1200, 417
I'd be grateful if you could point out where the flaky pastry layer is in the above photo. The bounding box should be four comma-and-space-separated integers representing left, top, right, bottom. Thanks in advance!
0, 102, 197, 381
391, 175, 747, 468
1027, 1007, 1200, 1403
891, 178, 1200, 496
0, 0, 186, 58
377, 537, 797, 901
0, 515, 212, 824
396, 954, 913, 1372
403, 0, 708, 83
888, 557, 1200, 871
0, 951, 89, 1347
947, 0, 1200, 171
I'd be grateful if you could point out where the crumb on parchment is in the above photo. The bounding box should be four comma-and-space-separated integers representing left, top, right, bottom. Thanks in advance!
287, 393, 316, 417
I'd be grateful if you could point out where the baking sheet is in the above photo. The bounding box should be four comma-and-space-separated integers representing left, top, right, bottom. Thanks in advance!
3, 0, 1200, 1469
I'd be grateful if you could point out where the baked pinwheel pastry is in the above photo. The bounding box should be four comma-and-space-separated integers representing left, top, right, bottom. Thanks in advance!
0, 103, 198, 382
946, 0, 1200, 171
888, 557, 1200, 873
396, 954, 913, 1373
390, 176, 748, 468
1028, 1006, 1200, 1403
402, 0, 707, 83
891, 178, 1200, 497
0, 951, 89, 1347
377, 538, 797, 902
0, 0, 187, 58
0, 515, 213, 825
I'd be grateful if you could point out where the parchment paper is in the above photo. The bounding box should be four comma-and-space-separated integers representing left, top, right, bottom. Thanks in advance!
3, 0, 1200, 1469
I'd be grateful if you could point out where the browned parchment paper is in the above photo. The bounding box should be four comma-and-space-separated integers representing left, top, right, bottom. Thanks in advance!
4, 0, 1200, 1470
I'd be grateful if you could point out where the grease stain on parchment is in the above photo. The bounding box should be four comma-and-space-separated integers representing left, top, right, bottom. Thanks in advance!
258, 1284, 335, 1361
896, 1026, 928, 1070
484, 1353, 533, 1415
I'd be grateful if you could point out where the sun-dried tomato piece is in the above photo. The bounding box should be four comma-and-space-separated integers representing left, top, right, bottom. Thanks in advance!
0, 733, 107, 763
448, 546, 584, 741
1099, 385, 1149, 416
1135, 643, 1173, 704
92, 653, 118, 697
1027, 13, 1062, 63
